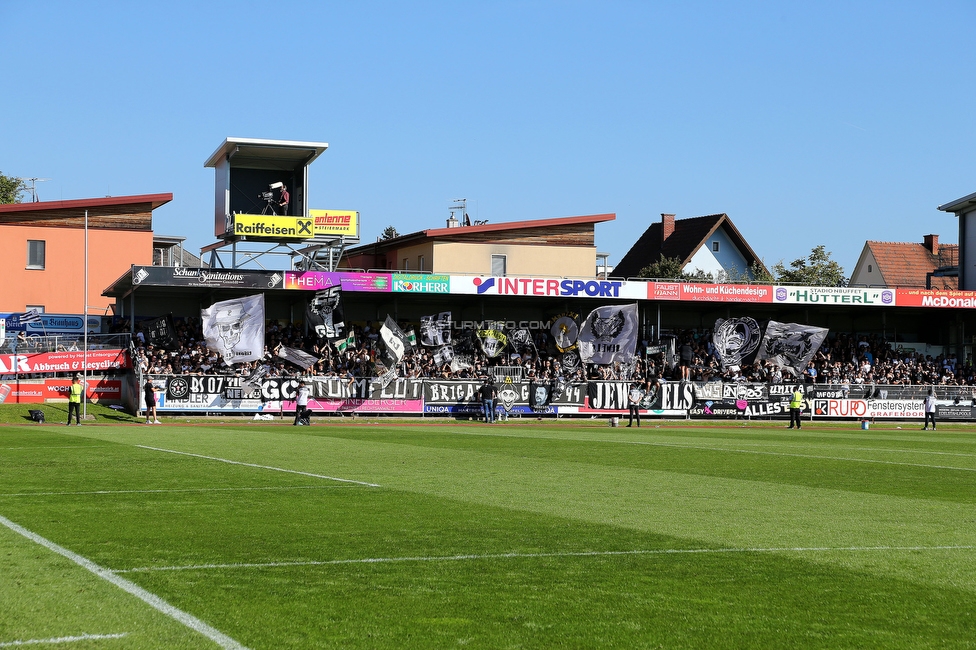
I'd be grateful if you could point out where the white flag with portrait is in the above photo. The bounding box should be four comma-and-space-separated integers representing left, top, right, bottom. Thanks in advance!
201, 294, 265, 365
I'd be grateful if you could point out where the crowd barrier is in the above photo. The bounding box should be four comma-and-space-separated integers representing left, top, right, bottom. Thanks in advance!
137, 375, 975, 422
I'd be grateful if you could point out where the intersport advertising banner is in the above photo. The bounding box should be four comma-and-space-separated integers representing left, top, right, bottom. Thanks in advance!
450, 276, 647, 300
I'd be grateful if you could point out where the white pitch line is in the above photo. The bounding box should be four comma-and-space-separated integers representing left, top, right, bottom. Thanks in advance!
0, 514, 248, 650
135, 446, 380, 487
116, 544, 976, 574
0, 485, 355, 498
0, 633, 127, 647
0, 446, 106, 451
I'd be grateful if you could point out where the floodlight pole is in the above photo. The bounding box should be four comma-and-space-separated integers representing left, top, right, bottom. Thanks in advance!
83, 209, 89, 420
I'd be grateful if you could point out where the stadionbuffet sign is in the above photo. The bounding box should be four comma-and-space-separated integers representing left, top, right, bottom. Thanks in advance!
126, 267, 976, 307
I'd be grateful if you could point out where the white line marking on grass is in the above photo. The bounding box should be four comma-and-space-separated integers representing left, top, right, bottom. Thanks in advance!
117, 544, 976, 574
0, 515, 249, 650
135, 445, 380, 487
1, 446, 107, 451
0, 485, 355, 498
0, 633, 127, 647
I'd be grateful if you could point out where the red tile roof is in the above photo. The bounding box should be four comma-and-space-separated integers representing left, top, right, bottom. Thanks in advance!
866, 241, 958, 289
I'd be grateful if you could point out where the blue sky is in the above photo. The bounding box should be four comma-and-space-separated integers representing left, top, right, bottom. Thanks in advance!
2, 1, 974, 276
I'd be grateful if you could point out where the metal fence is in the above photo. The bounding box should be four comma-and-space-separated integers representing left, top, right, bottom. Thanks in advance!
0, 333, 132, 354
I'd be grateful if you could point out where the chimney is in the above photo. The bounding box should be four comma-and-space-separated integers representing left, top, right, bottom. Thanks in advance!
923, 234, 938, 255
661, 213, 676, 243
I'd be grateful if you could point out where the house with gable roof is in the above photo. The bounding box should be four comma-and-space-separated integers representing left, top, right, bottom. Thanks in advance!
340, 212, 614, 277
610, 213, 767, 280
848, 234, 958, 289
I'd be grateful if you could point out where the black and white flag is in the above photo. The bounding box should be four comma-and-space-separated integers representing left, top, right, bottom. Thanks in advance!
379, 316, 411, 369
201, 294, 265, 365
144, 314, 176, 348
712, 317, 762, 369
307, 286, 345, 340
756, 320, 829, 375
420, 312, 452, 347
577, 303, 639, 365
432, 344, 454, 366
276, 345, 320, 370
19, 309, 42, 324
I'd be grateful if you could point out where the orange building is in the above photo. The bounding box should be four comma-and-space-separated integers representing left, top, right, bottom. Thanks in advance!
0, 194, 172, 315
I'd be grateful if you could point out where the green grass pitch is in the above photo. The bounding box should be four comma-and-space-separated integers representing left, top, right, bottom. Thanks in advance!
1, 419, 974, 649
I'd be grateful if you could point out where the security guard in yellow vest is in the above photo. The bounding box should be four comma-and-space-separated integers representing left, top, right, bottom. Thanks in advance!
67, 375, 83, 426
787, 386, 803, 430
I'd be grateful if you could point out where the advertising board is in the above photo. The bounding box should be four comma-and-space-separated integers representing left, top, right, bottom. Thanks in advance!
131, 267, 284, 289
232, 214, 314, 240
773, 286, 895, 307
451, 276, 646, 300
0, 349, 130, 374
309, 209, 359, 240
0, 378, 122, 404
646, 282, 774, 303
895, 288, 976, 308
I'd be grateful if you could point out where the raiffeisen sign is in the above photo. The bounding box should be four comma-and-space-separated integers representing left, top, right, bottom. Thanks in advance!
450, 276, 646, 299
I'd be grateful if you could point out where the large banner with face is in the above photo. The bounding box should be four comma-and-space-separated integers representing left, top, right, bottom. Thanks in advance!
201, 294, 265, 365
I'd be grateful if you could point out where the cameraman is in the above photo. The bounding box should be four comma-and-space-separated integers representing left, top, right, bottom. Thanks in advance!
277, 184, 290, 215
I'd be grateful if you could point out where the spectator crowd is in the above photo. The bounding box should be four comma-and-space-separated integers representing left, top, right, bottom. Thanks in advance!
124, 316, 975, 388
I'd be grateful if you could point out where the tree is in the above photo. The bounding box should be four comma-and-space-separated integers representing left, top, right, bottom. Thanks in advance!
637, 255, 685, 280
722, 261, 776, 284
772, 245, 846, 286
637, 255, 712, 282
379, 225, 400, 240
0, 172, 27, 204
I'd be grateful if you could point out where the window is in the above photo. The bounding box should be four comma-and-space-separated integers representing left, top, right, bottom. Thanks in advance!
418, 255, 426, 272
711, 241, 720, 252
491, 254, 507, 276
402, 258, 409, 270
27, 240, 45, 269
868, 264, 873, 273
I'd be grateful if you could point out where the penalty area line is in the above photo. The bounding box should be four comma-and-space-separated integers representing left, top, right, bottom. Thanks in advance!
0, 514, 248, 650
135, 445, 380, 487
117, 544, 976, 574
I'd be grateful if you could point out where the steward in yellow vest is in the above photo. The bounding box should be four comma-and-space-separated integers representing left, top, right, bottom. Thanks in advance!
67, 375, 83, 426
787, 387, 803, 430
